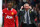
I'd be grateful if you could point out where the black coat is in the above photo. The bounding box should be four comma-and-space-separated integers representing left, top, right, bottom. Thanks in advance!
18, 9, 37, 26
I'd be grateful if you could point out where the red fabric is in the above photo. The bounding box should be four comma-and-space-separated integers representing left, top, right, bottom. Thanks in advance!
35, 19, 37, 22
3, 8, 18, 27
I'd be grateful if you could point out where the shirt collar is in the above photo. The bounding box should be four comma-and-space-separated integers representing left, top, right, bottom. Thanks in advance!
25, 9, 29, 12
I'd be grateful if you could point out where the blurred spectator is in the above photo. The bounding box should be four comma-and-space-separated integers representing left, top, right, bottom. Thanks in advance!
38, 23, 40, 27
2, 3, 5, 9
38, 3, 40, 9
35, 4, 38, 8
17, 0, 24, 10
12, 1, 17, 10
23, 0, 28, 3
35, 16, 37, 24
27, 0, 31, 5
31, 0, 35, 6
37, 10, 40, 23
34, 0, 40, 4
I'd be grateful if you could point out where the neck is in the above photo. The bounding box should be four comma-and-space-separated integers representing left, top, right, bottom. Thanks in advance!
8, 8, 11, 10
8, 9, 11, 10
26, 10, 28, 11
25, 9, 29, 11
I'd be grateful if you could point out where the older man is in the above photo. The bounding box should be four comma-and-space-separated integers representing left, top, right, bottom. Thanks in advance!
18, 3, 37, 27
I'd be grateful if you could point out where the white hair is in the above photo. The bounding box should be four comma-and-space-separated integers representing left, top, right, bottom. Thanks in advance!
24, 3, 29, 6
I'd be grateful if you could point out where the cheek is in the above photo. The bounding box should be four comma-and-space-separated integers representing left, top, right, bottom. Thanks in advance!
8, 6, 12, 8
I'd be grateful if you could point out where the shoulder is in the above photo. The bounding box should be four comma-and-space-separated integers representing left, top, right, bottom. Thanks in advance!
30, 9, 37, 15
12, 9, 17, 12
3, 8, 7, 11
2, 8, 7, 13
12, 9, 17, 14
29, 9, 34, 13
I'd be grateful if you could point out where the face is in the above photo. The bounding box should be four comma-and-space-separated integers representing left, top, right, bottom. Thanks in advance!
36, 4, 38, 8
7, 3, 12, 9
39, 11, 40, 14
24, 4, 29, 11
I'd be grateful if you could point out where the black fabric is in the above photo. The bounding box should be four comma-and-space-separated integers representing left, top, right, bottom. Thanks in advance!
18, 9, 37, 27
22, 23, 36, 27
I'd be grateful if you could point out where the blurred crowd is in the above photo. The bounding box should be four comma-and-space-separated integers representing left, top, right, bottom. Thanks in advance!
2, 0, 40, 27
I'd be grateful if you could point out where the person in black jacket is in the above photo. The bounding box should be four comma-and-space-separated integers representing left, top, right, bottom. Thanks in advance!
18, 3, 37, 27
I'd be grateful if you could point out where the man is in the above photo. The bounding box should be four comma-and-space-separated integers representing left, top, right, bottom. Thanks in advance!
2, 1, 19, 27
18, 3, 37, 27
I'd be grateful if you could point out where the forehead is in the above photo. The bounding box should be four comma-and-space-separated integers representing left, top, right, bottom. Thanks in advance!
8, 3, 12, 5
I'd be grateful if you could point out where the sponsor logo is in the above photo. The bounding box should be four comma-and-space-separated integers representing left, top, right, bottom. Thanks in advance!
6, 15, 13, 19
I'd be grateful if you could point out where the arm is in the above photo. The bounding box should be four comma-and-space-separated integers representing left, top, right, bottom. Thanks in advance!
15, 11, 19, 27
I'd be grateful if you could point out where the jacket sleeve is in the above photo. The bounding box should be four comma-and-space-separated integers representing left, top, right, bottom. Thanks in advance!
32, 11, 37, 18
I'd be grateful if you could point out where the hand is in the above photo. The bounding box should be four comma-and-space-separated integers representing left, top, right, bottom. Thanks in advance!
29, 6, 32, 9
16, 26, 19, 27
21, 6, 23, 9
16, 24, 19, 27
